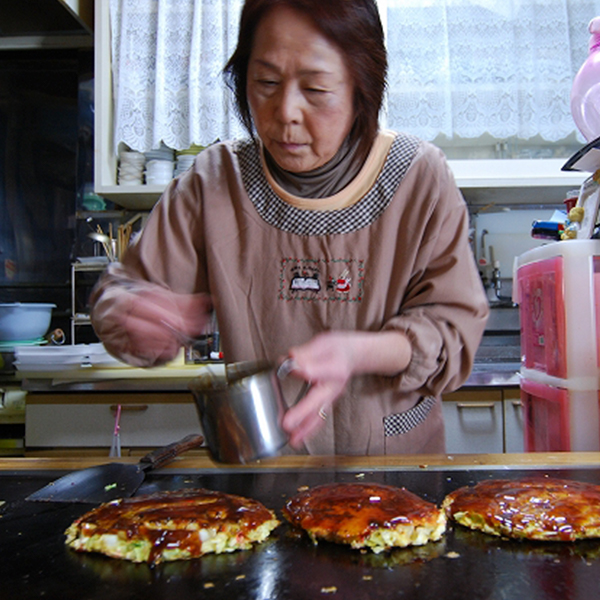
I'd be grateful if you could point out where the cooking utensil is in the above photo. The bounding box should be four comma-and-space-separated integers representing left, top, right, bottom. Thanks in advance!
189, 359, 307, 464
88, 228, 116, 261
109, 404, 122, 457
26, 433, 204, 503
160, 319, 215, 362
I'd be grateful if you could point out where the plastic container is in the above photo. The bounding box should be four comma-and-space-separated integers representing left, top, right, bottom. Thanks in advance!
514, 240, 600, 451
0, 303, 56, 342
514, 240, 600, 382
571, 17, 600, 142
520, 377, 600, 452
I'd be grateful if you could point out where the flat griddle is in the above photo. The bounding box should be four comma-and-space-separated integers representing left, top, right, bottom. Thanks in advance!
2, 465, 600, 600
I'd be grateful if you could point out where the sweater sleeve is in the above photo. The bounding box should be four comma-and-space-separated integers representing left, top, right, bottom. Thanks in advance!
382, 144, 489, 396
89, 164, 208, 359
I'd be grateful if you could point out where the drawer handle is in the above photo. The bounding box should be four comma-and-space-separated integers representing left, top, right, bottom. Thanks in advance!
511, 400, 523, 407
457, 402, 495, 409
110, 404, 148, 412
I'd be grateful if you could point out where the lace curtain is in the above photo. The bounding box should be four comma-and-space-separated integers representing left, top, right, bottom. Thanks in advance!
110, 0, 244, 153
382, 0, 600, 144
110, 0, 600, 153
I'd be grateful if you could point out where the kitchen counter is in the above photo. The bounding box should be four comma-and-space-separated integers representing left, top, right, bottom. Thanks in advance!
463, 361, 520, 387
2, 452, 600, 600
1, 450, 597, 471
0, 449, 600, 474
18, 361, 520, 392
17, 360, 520, 454
17, 357, 223, 392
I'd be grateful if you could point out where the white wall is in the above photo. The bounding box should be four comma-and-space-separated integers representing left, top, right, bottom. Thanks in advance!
473, 209, 561, 284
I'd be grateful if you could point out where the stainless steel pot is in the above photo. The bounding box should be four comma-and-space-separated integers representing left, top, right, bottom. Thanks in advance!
189, 360, 305, 464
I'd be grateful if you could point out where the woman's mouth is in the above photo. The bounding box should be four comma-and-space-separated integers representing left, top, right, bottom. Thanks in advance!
276, 141, 304, 153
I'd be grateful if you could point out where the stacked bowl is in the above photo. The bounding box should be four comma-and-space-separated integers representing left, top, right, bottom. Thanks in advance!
175, 144, 205, 177
144, 144, 175, 186
118, 149, 145, 185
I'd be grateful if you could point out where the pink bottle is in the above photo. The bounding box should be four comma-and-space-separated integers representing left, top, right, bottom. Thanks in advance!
571, 17, 600, 142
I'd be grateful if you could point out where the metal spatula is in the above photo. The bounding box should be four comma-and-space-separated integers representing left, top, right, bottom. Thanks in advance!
26, 433, 204, 503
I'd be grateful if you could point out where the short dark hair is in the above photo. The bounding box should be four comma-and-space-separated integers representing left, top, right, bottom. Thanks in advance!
223, 0, 387, 160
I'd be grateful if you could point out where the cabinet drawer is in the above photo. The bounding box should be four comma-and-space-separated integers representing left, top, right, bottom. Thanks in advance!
442, 390, 503, 454
26, 394, 202, 448
503, 390, 525, 453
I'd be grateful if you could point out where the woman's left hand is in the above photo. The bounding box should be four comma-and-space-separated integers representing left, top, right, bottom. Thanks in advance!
281, 330, 412, 448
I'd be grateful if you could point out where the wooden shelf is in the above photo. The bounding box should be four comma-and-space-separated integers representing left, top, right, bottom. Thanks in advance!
95, 164, 587, 211
94, 185, 164, 209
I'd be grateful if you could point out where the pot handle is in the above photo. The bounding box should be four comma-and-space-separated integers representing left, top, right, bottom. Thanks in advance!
277, 358, 311, 405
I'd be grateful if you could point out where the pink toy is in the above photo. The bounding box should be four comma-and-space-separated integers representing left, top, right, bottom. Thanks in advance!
571, 17, 600, 142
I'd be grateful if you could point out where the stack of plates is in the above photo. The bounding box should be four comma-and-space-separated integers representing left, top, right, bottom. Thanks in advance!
174, 154, 196, 177
118, 150, 145, 186
174, 144, 205, 177
14, 343, 126, 372
144, 144, 175, 186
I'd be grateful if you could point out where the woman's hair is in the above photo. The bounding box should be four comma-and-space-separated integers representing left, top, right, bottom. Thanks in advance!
223, 0, 387, 159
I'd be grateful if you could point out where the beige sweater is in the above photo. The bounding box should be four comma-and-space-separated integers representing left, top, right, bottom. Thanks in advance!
91, 131, 489, 455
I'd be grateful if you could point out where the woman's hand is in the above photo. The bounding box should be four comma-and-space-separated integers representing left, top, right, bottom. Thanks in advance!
92, 282, 213, 367
281, 330, 412, 448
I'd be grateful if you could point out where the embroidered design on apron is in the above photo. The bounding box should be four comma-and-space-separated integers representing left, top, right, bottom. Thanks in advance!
279, 257, 364, 302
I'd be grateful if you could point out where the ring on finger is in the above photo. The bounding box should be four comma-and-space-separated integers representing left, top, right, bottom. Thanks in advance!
318, 407, 328, 421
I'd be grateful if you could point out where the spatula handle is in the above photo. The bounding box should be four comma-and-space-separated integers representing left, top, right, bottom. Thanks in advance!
139, 434, 204, 470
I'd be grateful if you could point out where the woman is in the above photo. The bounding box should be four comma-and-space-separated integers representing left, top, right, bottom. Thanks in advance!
91, 0, 489, 455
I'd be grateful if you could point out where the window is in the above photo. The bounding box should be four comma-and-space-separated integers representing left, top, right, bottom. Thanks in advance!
380, 0, 600, 160
110, 0, 600, 162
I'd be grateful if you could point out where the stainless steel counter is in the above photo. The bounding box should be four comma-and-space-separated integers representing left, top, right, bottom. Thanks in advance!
464, 362, 520, 387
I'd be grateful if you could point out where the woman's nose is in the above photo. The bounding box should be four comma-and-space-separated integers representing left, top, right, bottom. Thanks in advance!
275, 85, 303, 124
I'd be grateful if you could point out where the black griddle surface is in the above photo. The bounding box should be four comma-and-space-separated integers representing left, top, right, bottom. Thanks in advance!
2, 466, 600, 599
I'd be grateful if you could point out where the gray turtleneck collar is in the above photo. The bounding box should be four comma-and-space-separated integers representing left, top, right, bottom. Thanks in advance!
263, 135, 366, 199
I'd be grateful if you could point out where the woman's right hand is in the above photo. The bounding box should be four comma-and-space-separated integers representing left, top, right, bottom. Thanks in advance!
281, 330, 412, 448
91, 282, 213, 367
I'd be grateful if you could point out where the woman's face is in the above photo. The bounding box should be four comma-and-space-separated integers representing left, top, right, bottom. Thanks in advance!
247, 5, 355, 173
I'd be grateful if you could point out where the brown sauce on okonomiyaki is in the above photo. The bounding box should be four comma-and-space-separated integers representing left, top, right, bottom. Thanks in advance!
75, 488, 275, 563
445, 477, 600, 541
283, 482, 438, 539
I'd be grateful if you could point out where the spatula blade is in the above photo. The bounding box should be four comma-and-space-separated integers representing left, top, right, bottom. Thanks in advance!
25, 434, 204, 504
26, 463, 144, 503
